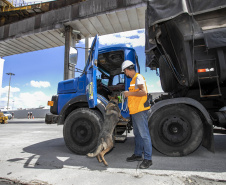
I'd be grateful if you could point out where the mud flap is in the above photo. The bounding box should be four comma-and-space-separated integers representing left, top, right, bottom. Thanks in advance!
202, 121, 215, 152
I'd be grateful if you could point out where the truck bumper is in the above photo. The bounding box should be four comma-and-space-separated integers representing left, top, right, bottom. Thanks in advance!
45, 113, 59, 124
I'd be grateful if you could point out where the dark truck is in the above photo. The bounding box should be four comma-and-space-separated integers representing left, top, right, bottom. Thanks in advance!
145, 0, 226, 156
46, 36, 137, 155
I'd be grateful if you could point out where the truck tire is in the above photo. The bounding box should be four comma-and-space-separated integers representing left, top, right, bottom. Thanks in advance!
149, 104, 203, 156
159, 55, 178, 92
63, 108, 103, 155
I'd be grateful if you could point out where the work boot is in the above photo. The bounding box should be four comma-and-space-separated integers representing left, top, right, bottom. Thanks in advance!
139, 159, 152, 169
126, 154, 143, 162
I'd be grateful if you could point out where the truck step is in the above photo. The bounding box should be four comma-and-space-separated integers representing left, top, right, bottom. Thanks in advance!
117, 121, 128, 126
114, 135, 127, 143
114, 120, 128, 142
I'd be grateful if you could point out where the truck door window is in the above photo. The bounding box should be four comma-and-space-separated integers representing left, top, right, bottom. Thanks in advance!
96, 68, 111, 98
101, 78, 109, 86
97, 69, 110, 85
108, 74, 125, 93
112, 74, 125, 85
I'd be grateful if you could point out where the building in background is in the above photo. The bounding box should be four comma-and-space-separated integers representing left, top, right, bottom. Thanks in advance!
0, 58, 4, 98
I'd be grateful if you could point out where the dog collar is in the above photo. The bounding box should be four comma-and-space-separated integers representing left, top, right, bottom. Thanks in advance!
109, 100, 118, 105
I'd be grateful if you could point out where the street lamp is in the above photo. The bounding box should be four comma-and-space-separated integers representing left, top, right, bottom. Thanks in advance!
6, 72, 15, 110
12, 100, 15, 110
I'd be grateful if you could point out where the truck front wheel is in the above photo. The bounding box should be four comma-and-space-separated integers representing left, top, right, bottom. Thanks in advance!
149, 104, 203, 156
63, 108, 103, 155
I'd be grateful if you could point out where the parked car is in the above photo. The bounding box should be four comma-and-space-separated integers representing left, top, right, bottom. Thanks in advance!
2, 111, 12, 120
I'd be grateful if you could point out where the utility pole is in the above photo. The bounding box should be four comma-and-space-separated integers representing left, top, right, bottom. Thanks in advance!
6, 72, 15, 110
12, 100, 15, 110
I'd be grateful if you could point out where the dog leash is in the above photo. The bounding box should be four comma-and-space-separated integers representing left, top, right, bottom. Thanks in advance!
119, 92, 128, 112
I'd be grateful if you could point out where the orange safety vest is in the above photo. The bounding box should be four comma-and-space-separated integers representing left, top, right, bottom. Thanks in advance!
128, 73, 150, 115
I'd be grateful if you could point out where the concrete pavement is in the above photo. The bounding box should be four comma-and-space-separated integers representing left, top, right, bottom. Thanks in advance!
0, 119, 226, 185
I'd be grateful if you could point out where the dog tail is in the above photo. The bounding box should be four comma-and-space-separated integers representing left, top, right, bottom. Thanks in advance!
87, 141, 104, 157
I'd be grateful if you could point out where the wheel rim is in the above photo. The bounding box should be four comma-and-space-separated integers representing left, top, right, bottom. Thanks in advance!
160, 116, 191, 146
71, 118, 93, 146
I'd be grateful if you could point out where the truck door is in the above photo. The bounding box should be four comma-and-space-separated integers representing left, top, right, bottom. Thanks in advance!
86, 35, 99, 108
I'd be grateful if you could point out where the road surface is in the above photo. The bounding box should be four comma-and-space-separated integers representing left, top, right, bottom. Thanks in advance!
0, 119, 226, 185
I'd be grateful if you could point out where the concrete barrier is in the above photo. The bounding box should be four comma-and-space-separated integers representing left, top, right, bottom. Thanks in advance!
8, 109, 50, 119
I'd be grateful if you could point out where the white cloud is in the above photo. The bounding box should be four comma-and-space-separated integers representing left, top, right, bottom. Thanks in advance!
30, 80, 50, 88
0, 86, 20, 94
1, 83, 50, 109
147, 84, 154, 92
99, 29, 145, 47
0, 91, 51, 109
79, 29, 145, 48
146, 81, 163, 93
15, 91, 50, 108
157, 80, 161, 87
0, 86, 20, 109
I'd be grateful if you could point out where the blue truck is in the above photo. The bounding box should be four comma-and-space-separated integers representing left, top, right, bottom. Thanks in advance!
45, 35, 137, 155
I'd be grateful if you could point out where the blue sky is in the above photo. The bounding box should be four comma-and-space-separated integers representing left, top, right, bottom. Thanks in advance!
1, 29, 162, 109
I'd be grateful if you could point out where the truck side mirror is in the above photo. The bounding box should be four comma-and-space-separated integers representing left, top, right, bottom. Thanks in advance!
69, 47, 78, 65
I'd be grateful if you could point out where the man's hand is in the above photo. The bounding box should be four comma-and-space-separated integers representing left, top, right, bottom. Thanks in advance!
123, 84, 147, 98
123, 91, 130, 98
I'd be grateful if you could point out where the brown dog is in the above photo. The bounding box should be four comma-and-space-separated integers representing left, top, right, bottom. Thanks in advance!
87, 95, 129, 166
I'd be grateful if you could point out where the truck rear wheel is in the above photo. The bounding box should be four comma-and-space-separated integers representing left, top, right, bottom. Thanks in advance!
63, 108, 103, 155
149, 104, 203, 156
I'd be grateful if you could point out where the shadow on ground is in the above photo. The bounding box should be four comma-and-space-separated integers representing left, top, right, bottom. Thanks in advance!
6, 134, 226, 172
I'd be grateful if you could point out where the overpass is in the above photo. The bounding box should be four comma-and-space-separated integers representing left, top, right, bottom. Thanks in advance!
0, 0, 146, 79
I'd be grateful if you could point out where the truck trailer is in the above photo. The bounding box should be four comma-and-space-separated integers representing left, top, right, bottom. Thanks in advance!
145, 0, 226, 156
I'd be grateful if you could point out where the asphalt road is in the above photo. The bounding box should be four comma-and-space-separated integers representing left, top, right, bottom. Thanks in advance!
0, 119, 226, 185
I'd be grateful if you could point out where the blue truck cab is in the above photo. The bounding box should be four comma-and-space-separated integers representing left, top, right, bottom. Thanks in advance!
45, 35, 139, 154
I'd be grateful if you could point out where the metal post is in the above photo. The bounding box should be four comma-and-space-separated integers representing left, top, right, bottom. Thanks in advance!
64, 26, 77, 80
0, 58, 5, 98
64, 26, 71, 80
12, 100, 14, 110
85, 37, 89, 64
69, 35, 76, 79
6, 72, 15, 110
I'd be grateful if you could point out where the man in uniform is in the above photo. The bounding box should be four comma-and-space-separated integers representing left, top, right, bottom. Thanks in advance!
122, 60, 152, 169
